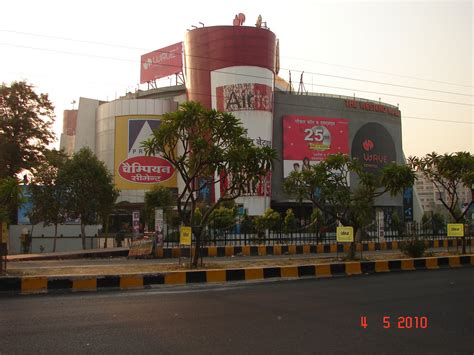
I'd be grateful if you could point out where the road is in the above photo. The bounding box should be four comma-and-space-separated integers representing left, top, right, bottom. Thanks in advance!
0, 268, 472, 354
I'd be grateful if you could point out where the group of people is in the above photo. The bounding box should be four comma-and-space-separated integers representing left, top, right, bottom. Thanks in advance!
293, 157, 311, 172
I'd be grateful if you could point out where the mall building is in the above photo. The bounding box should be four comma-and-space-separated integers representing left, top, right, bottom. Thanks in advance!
60, 16, 423, 226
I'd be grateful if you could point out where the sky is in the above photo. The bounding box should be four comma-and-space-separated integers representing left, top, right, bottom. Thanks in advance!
1, 0, 472, 158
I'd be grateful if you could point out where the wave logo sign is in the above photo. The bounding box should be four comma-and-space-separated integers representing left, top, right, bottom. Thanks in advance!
143, 58, 153, 70
362, 139, 374, 152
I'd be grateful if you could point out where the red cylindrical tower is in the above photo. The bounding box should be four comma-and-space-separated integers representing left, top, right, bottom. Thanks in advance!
184, 26, 277, 215
184, 26, 276, 107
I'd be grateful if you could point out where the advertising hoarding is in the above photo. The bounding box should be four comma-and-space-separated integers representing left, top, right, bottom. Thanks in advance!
180, 226, 192, 245
114, 116, 177, 189
211, 67, 274, 202
132, 210, 140, 236
403, 187, 414, 222
216, 83, 273, 112
336, 226, 354, 242
282, 115, 349, 177
351, 122, 396, 174
447, 224, 464, 237
140, 42, 183, 83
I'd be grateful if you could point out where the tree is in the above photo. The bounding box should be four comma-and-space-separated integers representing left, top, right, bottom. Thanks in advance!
0, 81, 55, 179
432, 212, 445, 234
408, 152, 474, 253
209, 206, 236, 231
254, 208, 281, 238
0, 177, 24, 223
144, 185, 175, 230
283, 154, 414, 258
390, 211, 405, 238
143, 101, 276, 266
308, 208, 323, 243
28, 149, 68, 252
283, 208, 297, 234
57, 148, 119, 249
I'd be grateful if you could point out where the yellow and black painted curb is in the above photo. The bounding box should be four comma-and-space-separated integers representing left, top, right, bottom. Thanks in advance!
1, 255, 473, 296
161, 239, 473, 258
8, 239, 472, 262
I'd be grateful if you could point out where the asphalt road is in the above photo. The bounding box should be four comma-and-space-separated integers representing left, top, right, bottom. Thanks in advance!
0, 268, 472, 354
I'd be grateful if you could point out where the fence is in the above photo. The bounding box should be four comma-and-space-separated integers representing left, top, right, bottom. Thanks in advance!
102, 220, 473, 249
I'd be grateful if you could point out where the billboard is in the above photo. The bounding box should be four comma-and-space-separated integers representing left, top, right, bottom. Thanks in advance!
216, 83, 273, 112
403, 187, 414, 222
17, 185, 32, 225
114, 116, 177, 189
211, 66, 274, 203
140, 42, 183, 83
283, 115, 349, 177
351, 122, 396, 174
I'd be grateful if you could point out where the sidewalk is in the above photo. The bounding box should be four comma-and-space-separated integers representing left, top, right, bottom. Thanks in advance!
6, 247, 129, 261
1, 253, 472, 296
2, 246, 471, 277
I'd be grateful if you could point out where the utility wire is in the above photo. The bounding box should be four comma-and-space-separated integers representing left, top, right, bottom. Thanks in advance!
3, 65, 471, 126
2, 28, 473, 92
153, 88, 474, 125
283, 56, 474, 89
276, 69, 473, 97
2, 43, 473, 125
1, 42, 472, 108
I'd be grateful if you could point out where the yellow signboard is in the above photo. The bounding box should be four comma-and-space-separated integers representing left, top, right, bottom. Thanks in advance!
447, 224, 464, 237
180, 226, 192, 246
1, 222, 7, 243
114, 116, 177, 190
336, 226, 354, 242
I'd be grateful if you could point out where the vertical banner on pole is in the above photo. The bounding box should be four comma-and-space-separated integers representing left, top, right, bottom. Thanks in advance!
0, 222, 8, 273
155, 208, 164, 257
132, 210, 140, 238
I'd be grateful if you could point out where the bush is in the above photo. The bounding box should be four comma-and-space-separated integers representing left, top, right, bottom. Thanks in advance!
399, 239, 426, 258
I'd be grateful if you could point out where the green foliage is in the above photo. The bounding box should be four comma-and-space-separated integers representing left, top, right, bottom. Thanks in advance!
0, 81, 55, 179
192, 207, 203, 226
57, 147, 119, 249
432, 213, 445, 233
390, 211, 405, 237
144, 185, 174, 209
308, 208, 323, 234
400, 239, 426, 258
142, 101, 277, 266
0, 177, 23, 223
408, 152, 474, 223
144, 185, 175, 228
421, 213, 430, 226
283, 208, 297, 233
254, 208, 281, 234
209, 206, 236, 230
240, 214, 255, 234
283, 153, 414, 234
28, 149, 68, 227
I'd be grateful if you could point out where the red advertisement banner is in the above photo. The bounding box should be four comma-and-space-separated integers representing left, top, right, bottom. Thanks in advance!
118, 156, 174, 184
216, 83, 273, 112
140, 42, 183, 83
283, 115, 349, 161
219, 171, 271, 197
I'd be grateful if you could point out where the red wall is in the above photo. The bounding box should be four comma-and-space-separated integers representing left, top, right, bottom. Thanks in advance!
184, 26, 276, 108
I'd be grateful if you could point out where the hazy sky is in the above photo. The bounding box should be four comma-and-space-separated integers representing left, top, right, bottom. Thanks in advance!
1, 0, 472, 157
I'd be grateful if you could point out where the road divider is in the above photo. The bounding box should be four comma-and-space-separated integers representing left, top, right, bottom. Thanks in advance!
0, 254, 472, 296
